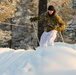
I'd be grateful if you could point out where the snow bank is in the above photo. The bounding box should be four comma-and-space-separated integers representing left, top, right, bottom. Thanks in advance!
55, 42, 76, 50
0, 43, 76, 75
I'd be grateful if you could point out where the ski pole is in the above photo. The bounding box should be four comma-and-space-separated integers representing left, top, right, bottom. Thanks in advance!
32, 22, 40, 50
59, 31, 64, 42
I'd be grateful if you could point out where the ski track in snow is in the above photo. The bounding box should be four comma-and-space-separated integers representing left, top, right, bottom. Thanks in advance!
0, 49, 34, 75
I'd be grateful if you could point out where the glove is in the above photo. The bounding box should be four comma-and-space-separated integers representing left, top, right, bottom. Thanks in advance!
57, 27, 63, 31
30, 17, 38, 22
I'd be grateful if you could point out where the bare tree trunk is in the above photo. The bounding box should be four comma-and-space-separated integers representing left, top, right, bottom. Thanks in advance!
38, 0, 47, 41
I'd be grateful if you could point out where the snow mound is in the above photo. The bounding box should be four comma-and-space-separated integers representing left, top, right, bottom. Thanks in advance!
0, 46, 76, 75
55, 42, 76, 50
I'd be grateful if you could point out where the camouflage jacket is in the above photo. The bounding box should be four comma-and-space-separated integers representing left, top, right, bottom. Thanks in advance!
39, 12, 66, 32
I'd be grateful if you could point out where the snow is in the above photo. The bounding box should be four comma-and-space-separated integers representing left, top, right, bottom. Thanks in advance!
0, 42, 76, 75
55, 42, 76, 50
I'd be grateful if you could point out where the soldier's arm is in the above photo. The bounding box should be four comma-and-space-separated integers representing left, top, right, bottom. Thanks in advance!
30, 17, 38, 22
55, 13, 66, 31
30, 13, 45, 22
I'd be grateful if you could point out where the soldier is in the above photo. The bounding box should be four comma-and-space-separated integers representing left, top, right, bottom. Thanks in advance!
30, 5, 66, 47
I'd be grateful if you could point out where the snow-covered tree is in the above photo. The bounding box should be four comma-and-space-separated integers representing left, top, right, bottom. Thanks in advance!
0, 0, 19, 22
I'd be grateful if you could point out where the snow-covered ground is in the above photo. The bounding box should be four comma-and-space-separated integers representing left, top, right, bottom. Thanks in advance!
0, 42, 76, 75
55, 42, 76, 50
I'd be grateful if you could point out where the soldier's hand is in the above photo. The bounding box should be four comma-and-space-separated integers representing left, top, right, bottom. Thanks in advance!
57, 27, 63, 31
30, 17, 38, 22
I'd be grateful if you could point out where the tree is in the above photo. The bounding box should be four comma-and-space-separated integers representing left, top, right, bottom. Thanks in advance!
0, 0, 19, 48
38, 0, 47, 41
0, 0, 19, 22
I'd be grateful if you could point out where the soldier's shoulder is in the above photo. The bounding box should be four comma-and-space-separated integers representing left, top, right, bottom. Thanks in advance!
55, 13, 61, 19
55, 13, 59, 17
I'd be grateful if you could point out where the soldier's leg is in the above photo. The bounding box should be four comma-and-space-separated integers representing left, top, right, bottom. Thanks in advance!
39, 32, 48, 47
47, 30, 57, 46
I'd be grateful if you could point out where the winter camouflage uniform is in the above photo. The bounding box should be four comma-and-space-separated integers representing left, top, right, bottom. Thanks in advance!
39, 12, 66, 32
